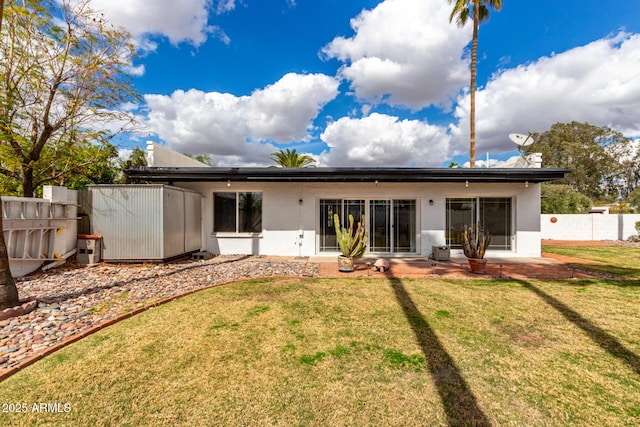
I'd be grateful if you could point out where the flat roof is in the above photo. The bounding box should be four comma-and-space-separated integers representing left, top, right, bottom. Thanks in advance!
126, 167, 568, 184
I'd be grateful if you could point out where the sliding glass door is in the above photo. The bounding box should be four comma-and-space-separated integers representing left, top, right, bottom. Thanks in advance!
446, 197, 512, 250
368, 199, 417, 253
394, 200, 417, 252
479, 198, 512, 250
446, 198, 476, 248
369, 200, 391, 252
320, 199, 416, 254
319, 199, 365, 252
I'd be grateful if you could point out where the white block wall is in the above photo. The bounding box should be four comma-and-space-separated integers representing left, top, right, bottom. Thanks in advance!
541, 214, 640, 240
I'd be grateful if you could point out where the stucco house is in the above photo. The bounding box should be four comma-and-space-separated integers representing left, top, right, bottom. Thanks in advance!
122, 143, 566, 259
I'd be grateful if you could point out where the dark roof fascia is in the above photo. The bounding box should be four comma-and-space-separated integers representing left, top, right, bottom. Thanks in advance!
126, 167, 568, 184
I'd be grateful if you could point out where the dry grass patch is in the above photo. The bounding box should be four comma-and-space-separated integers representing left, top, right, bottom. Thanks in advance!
1, 277, 639, 426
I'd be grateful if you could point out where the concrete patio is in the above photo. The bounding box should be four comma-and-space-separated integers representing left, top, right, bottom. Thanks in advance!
313, 253, 605, 280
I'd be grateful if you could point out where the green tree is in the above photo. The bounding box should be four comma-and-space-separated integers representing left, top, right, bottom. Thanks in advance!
0, 0, 139, 197
39, 141, 121, 192
628, 187, 640, 213
1, 0, 138, 309
194, 154, 213, 166
183, 152, 214, 166
119, 146, 148, 183
608, 202, 632, 214
120, 146, 147, 169
449, 0, 502, 168
617, 147, 640, 200
270, 148, 316, 168
541, 184, 592, 214
0, 0, 19, 309
527, 122, 633, 201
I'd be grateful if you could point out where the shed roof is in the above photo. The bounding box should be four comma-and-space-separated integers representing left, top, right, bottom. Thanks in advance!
126, 166, 567, 184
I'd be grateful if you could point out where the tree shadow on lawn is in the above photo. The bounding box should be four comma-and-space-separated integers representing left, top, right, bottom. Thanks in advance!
388, 277, 491, 427
564, 263, 640, 281
516, 279, 640, 376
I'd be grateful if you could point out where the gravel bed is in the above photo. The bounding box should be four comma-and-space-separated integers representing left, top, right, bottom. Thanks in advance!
611, 239, 640, 248
0, 256, 318, 373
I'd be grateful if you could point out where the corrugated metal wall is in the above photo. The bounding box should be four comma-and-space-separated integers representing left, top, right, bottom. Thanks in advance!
89, 185, 201, 261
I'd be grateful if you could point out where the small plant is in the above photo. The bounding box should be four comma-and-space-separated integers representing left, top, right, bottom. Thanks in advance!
333, 213, 368, 259
635, 221, 640, 235
461, 222, 491, 259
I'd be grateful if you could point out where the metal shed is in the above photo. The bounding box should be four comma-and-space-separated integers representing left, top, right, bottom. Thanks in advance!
86, 185, 202, 261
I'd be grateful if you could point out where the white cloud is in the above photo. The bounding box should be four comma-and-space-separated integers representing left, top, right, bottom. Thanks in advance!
452, 32, 640, 154
144, 73, 340, 166
322, 0, 470, 110
214, 0, 236, 15
118, 148, 133, 162
89, 0, 221, 47
318, 113, 450, 167
126, 64, 146, 77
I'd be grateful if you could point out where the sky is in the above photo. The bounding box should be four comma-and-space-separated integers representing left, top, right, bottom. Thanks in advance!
88, 0, 640, 168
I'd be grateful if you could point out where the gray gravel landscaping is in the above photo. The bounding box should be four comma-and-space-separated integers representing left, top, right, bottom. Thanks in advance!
0, 256, 318, 374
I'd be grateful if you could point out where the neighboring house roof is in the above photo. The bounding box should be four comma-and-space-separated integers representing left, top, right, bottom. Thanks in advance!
145, 142, 210, 167
126, 167, 567, 184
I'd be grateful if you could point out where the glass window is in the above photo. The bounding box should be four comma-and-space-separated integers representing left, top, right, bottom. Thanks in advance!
394, 200, 416, 252
320, 198, 416, 253
239, 192, 262, 233
214, 193, 237, 232
214, 192, 262, 233
446, 198, 476, 248
480, 198, 511, 250
319, 199, 365, 252
446, 197, 512, 250
370, 200, 391, 252
319, 199, 341, 251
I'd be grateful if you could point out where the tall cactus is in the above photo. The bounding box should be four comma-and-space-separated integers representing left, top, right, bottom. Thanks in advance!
334, 213, 368, 259
462, 222, 491, 259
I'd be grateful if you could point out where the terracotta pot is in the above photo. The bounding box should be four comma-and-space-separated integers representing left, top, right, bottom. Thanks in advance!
467, 258, 488, 274
338, 255, 354, 272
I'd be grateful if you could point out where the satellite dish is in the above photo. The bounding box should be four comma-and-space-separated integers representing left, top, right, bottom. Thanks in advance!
509, 132, 535, 165
509, 133, 534, 147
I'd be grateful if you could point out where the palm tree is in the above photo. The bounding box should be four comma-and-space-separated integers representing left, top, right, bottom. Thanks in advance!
448, 0, 502, 168
270, 148, 316, 168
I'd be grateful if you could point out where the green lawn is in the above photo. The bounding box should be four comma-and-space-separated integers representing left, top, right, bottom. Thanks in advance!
1, 277, 639, 426
543, 245, 640, 279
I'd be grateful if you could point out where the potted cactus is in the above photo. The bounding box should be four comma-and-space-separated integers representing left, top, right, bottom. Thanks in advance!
334, 213, 368, 272
461, 222, 491, 273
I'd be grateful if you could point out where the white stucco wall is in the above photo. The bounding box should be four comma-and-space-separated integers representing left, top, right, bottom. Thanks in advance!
176, 181, 542, 258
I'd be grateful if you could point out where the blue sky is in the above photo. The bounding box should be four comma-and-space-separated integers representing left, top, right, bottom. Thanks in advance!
91, 0, 640, 167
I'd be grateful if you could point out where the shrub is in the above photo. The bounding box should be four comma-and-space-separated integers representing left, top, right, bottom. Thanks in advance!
541, 184, 592, 214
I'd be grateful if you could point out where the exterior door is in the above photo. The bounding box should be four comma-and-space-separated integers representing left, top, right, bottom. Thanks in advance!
320, 199, 416, 254
319, 199, 365, 252
369, 199, 416, 253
